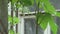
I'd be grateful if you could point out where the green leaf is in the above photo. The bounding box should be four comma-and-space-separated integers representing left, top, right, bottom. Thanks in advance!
20, 0, 32, 6
11, 0, 18, 5
23, 7, 30, 13
38, 12, 58, 34
36, 0, 40, 4
39, 2, 42, 8
16, 2, 21, 8
13, 16, 19, 25
37, 0, 58, 34
42, 0, 56, 15
55, 12, 60, 17
31, 0, 34, 5
8, 15, 19, 25
48, 14, 58, 34
38, 13, 44, 24
40, 19, 48, 30
39, 13, 50, 30
39, 0, 43, 8
45, 4, 56, 15
50, 22, 58, 34
9, 30, 15, 34
8, 15, 12, 23
16, 33, 20, 34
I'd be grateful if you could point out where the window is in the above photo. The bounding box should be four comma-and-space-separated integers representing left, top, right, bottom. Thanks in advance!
18, 14, 50, 34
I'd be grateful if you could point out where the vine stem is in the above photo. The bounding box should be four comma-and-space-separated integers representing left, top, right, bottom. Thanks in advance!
16, 1, 19, 33
11, 2, 14, 30
36, 1, 40, 34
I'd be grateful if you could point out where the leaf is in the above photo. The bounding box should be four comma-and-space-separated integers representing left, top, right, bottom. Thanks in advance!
30, 0, 34, 5
16, 33, 20, 34
42, 0, 56, 15
39, 13, 50, 30
38, 0, 58, 34
40, 19, 48, 30
39, 0, 43, 8
45, 4, 56, 15
48, 14, 58, 34
13, 16, 19, 25
55, 12, 60, 17
39, 2, 42, 8
22, 7, 30, 13
36, 0, 40, 4
38, 13, 44, 24
11, 0, 18, 5
16, 2, 21, 8
8, 15, 19, 25
9, 30, 15, 34
37, 12, 58, 34
20, 0, 32, 6
8, 15, 12, 23
50, 22, 58, 34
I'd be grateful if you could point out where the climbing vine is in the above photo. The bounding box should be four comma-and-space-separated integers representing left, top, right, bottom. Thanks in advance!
8, 0, 60, 34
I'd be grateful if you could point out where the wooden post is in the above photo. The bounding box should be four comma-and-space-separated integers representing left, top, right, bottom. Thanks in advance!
0, 0, 8, 34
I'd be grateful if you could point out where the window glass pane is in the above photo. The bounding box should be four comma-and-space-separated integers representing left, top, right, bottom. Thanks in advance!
38, 25, 44, 34
50, 0, 60, 9
24, 18, 43, 34
56, 17, 60, 34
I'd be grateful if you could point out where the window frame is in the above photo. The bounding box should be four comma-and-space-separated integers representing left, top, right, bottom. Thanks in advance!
18, 15, 50, 34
